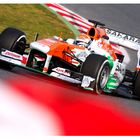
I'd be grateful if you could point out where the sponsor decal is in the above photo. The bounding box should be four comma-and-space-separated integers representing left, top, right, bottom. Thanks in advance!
1, 50, 22, 60
76, 51, 88, 58
106, 29, 140, 45
53, 67, 70, 76
72, 48, 90, 62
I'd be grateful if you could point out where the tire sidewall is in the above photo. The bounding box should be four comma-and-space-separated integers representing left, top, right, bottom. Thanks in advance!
95, 60, 110, 94
134, 71, 140, 97
11, 35, 26, 54
81, 54, 110, 94
0, 27, 26, 54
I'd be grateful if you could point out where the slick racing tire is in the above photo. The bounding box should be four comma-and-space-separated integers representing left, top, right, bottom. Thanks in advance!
81, 54, 110, 94
0, 27, 26, 55
134, 71, 140, 97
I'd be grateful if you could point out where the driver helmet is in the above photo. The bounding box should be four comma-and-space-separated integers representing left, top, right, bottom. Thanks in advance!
75, 33, 91, 48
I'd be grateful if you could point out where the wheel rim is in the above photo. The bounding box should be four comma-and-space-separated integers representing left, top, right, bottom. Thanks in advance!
95, 60, 110, 94
99, 66, 110, 89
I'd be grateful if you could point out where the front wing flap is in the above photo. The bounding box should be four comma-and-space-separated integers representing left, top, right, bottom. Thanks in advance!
0, 48, 27, 66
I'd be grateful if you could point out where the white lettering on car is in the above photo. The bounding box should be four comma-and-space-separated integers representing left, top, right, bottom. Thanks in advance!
106, 29, 140, 45
2, 50, 22, 60
53, 67, 70, 76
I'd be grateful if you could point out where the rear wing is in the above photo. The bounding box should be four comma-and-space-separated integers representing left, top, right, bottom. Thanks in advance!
104, 28, 140, 70
88, 20, 140, 51
105, 28, 140, 51
88, 20, 139, 70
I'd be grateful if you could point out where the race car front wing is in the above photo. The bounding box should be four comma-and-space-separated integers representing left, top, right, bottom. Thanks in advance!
0, 48, 95, 90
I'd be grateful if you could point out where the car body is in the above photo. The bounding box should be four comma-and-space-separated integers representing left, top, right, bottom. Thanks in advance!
0, 21, 140, 98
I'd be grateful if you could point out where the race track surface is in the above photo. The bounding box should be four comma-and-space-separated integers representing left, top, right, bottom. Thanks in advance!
1, 4, 140, 135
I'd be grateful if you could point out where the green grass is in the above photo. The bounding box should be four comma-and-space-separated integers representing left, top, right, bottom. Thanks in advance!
0, 4, 75, 42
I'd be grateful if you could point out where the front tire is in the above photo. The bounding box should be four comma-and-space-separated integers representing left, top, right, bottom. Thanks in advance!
81, 54, 110, 94
0, 27, 26, 55
0, 27, 26, 70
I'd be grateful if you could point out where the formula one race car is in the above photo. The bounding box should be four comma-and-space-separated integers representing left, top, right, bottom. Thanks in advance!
0, 22, 140, 99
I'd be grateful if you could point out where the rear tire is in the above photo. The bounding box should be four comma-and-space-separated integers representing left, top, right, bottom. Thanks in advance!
81, 54, 110, 94
134, 71, 140, 97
